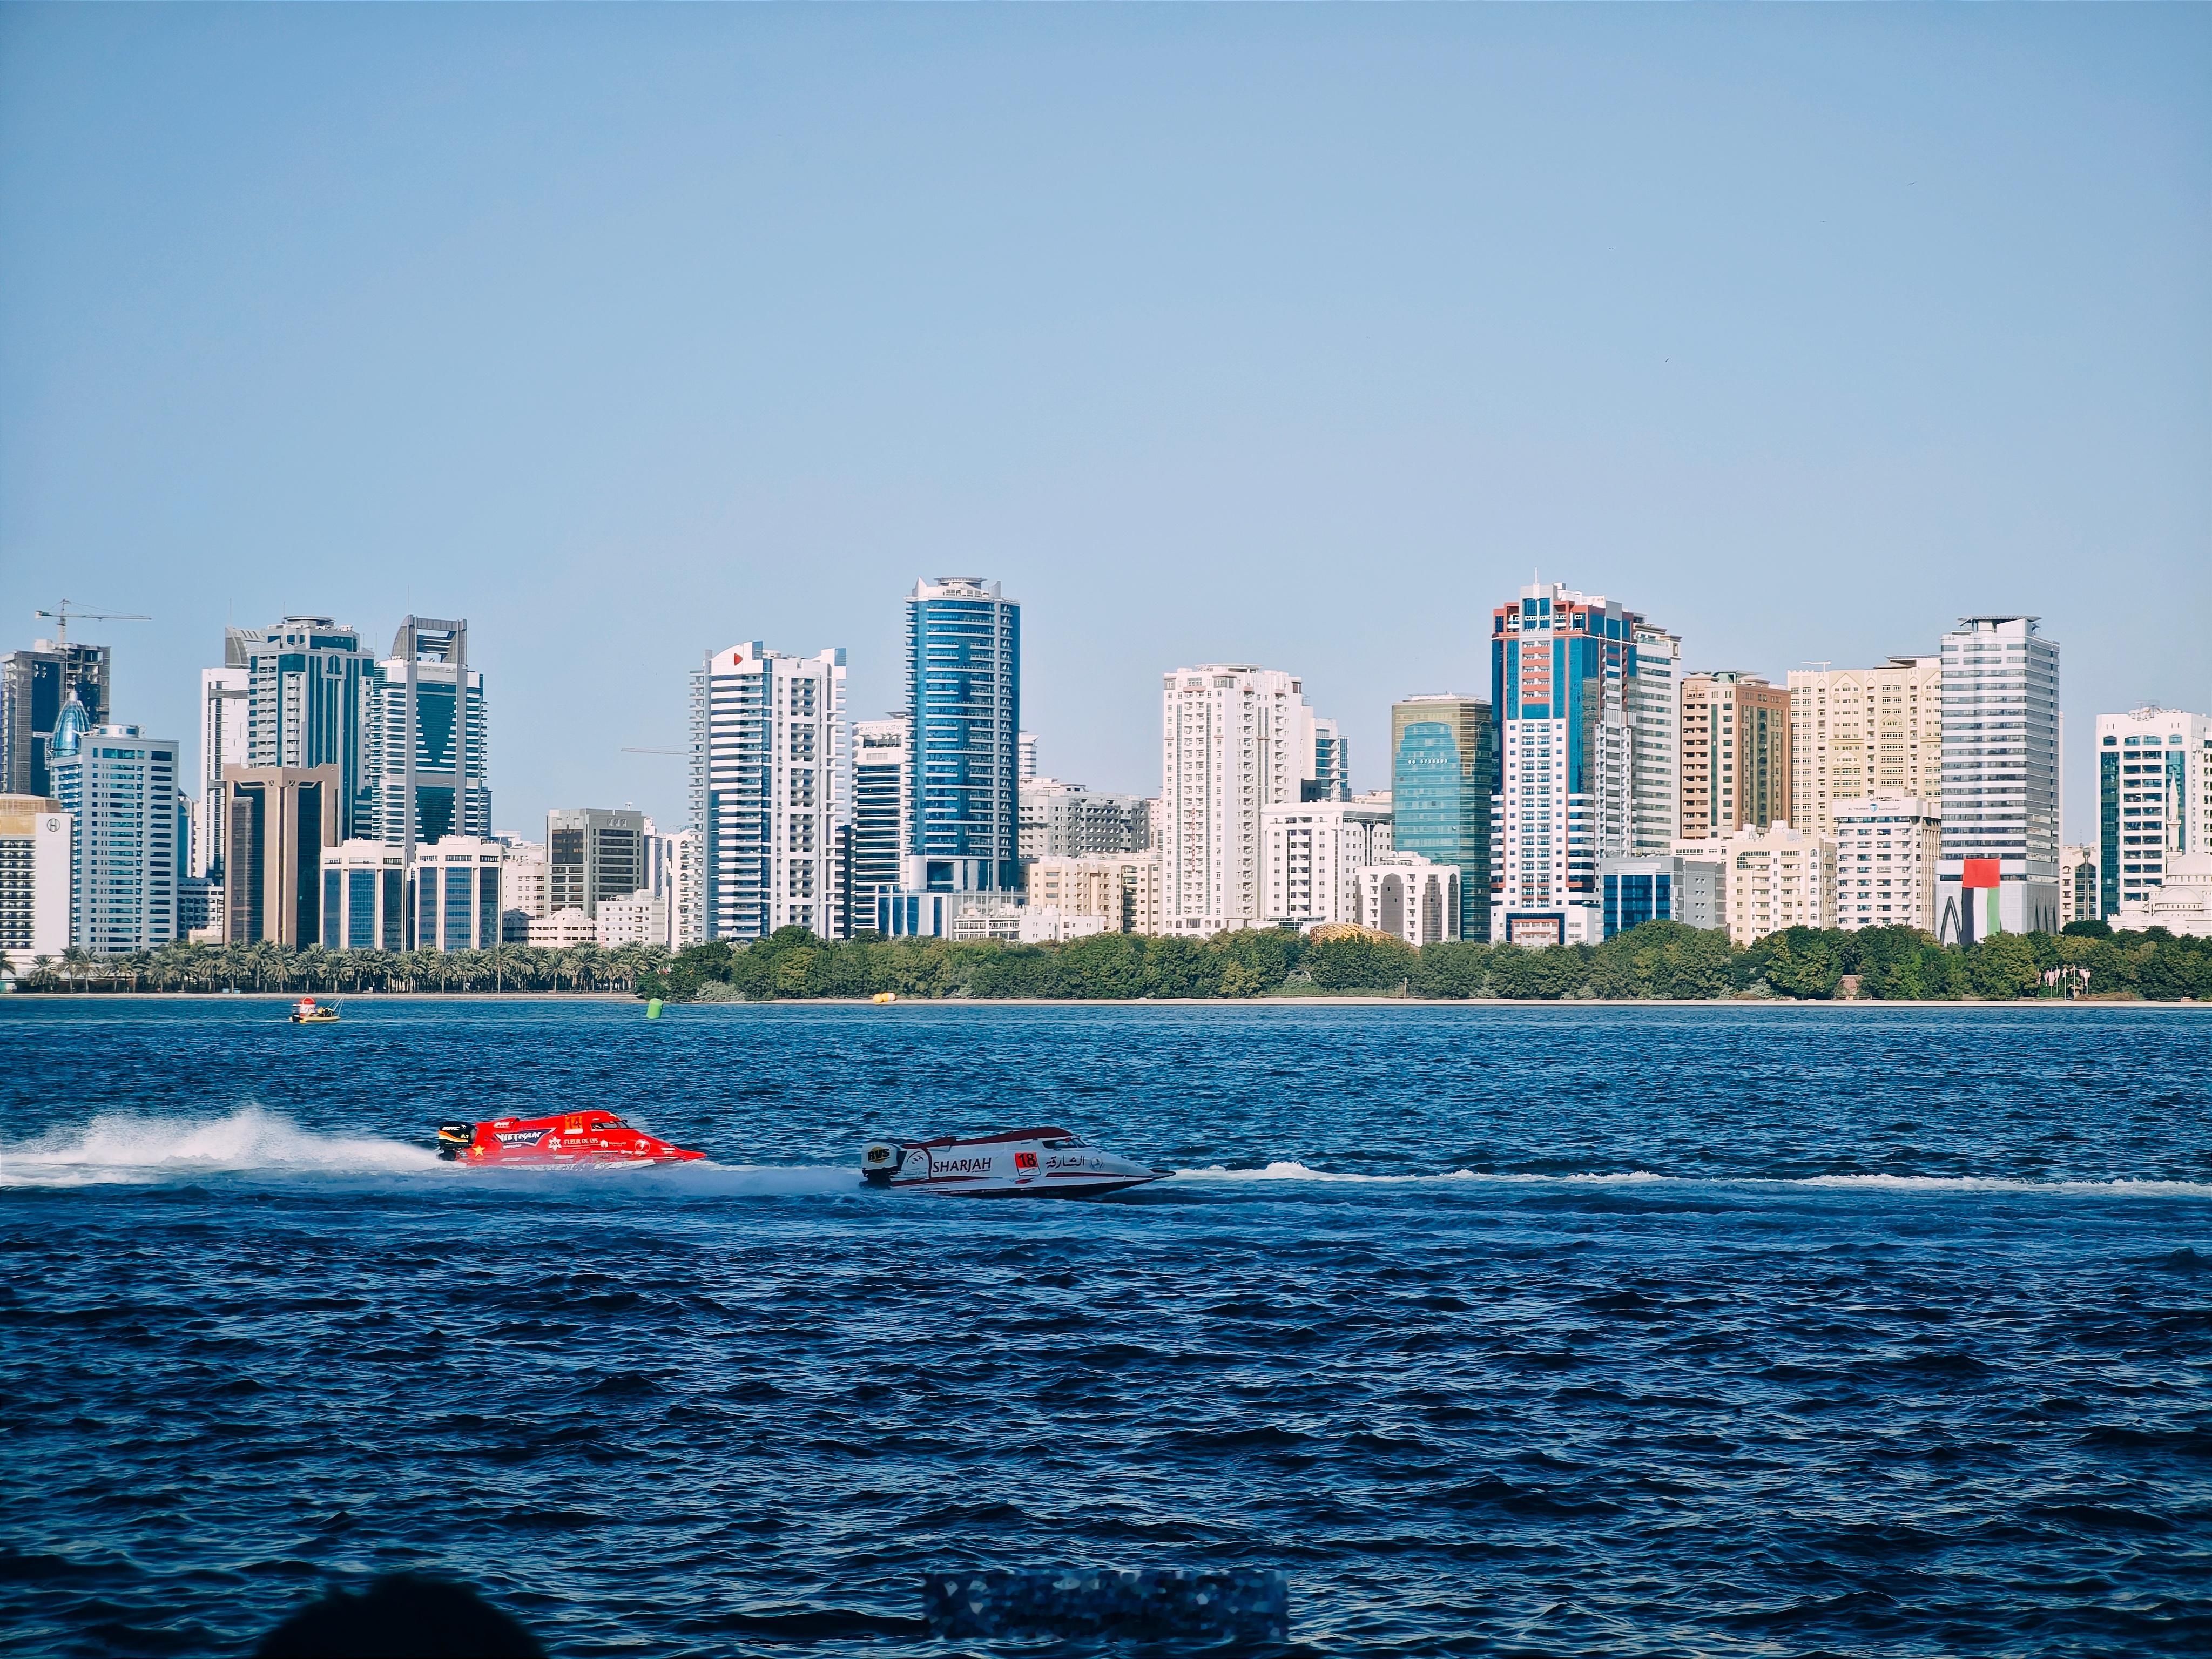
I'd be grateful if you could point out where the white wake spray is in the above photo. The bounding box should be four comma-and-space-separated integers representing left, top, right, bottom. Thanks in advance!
0, 1104, 446, 1188
1168, 1162, 2212, 1198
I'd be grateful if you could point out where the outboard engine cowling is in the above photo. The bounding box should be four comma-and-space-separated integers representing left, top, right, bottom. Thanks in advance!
435, 1122, 476, 1162
860, 1142, 903, 1185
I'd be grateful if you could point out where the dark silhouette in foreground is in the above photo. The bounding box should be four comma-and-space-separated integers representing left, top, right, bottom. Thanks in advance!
257, 1574, 544, 1658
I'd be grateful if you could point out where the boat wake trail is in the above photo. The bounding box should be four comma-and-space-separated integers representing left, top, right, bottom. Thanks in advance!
0, 1105, 444, 1189
1170, 1161, 2212, 1198
0, 1107, 865, 1196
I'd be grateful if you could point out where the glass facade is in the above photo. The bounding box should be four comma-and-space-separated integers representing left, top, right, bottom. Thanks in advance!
349, 871, 376, 947
906, 579, 1020, 893
1391, 697, 1493, 942
1602, 872, 1671, 937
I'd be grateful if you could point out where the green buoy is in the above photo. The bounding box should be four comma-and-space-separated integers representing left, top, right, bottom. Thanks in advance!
645, 997, 663, 1020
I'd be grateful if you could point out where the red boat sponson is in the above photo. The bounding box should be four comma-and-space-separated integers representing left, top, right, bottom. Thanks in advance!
437, 1110, 704, 1167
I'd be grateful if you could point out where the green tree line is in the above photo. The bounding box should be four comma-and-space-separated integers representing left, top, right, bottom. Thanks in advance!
7, 919, 2206, 1002
2, 939, 669, 994
633, 918, 2212, 1003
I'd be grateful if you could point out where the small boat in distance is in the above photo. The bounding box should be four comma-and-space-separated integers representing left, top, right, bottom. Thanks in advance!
289, 996, 340, 1024
861, 1127, 1169, 1199
436, 1110, 705, 1168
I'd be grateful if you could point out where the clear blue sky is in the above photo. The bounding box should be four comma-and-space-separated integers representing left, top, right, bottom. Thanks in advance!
3, 6, 2207, 842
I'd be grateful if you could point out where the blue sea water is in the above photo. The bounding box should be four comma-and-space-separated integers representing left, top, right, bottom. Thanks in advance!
2, 997, 2209, 1658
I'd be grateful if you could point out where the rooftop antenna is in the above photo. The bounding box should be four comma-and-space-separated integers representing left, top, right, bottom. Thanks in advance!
34, 599, 151, 651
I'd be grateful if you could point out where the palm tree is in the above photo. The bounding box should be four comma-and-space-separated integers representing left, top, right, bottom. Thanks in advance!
60, 945, 95, 993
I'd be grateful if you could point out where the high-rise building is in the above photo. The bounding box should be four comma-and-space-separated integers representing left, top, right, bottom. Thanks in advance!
1019, 779, 1150, 862
1489, 582, 1673, 946
848, 717, 910, 934
1677, 821, 1837, 947
1307, 718, 1352, 802
546, 808, 647, 921
0, 794, 72, 960
906, 578, 1020, 894
1786, 656, 1943, 837
690, 641, 849, 941
2095, 706, 2211, 920
364, 617, 489, 848
1017, 731, 1039, 784
1160, 664, 1318, 935
1391, 694, 1493, 942
1628, 622, 1683, 854
667, 827, 705, 948
196, 665, 250, 877
1831, 796, 1942, 933
2059, 843, 2099, 925
1937, 616, 2061, 943
1260, 799, 1392, 927
2, 639, 111, 798
1679, 672, 1791, 842
221, 764, 340, 948
226, 618, 376, 838
51, 709, 181, 955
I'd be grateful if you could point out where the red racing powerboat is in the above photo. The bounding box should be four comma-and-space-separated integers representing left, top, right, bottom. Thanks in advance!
435, 1110, 704, 1168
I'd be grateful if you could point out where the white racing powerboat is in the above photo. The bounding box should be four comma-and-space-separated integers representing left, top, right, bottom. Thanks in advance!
860, 1127, 1169, 1199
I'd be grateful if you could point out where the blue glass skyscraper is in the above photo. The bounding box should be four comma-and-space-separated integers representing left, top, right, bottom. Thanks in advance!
903, 577, 1020, 893
1391, 694, 1493, 942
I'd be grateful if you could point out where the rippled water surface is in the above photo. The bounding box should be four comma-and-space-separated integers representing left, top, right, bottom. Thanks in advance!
3, 998, 2210, 1657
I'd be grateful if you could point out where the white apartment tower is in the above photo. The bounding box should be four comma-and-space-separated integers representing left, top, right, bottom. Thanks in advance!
1831, 797, 1942, 933
1159, 665, 1319, 935
50, 712, 181, 954
1788, 656, 1944, 837
691, 642, 849, 942
1628, 621, 1682, 854
0, 794, 72, 960
2096, 705, 2212, 919
849, 717, 910, 932
1937, 616, 2061, 943
1260, 799, 1392, 927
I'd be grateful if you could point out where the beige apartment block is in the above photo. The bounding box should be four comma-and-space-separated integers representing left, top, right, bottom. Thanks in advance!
1677, 820, 1836, 946
1832, 796, 1941, 933
1026, 852, 1162, 935
1786, 656, 1942, 835
1680, 672, 1792, 841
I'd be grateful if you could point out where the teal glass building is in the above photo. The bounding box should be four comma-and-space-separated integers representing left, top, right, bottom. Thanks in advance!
904, 577, 1020, 894
1391, 694, 1493, 942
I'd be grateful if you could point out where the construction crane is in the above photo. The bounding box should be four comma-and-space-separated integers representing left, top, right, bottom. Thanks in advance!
34, 599, 151, 650
621, 746, 685, 757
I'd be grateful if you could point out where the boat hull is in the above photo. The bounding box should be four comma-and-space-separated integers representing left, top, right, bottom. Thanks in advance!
861, 1128, 1168, 1199
438, 1110, 704, 1168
